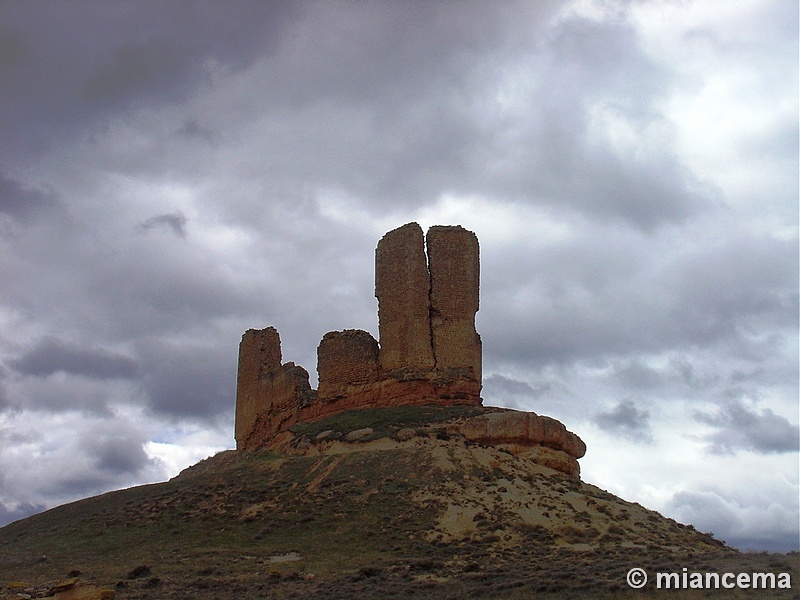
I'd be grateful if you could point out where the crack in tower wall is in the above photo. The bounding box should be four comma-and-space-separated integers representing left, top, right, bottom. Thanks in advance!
426, 225, 481, 382
375, 222, 480, 381
374, 222, 435, 376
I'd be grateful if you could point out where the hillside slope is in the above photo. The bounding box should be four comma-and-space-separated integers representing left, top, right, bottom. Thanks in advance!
1, 407, 796, 599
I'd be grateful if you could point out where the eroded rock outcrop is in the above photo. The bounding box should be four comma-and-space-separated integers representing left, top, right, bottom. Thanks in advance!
457, 411, 587, 478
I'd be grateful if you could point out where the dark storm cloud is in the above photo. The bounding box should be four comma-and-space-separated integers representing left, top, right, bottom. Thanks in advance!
669, 489, 800, 553
0, 380, 7, 410
0, 502, 46, 527
82, 38, 194, 105
231, 7, 705, 230
4, 377, 117, 415
245, 1, 554, 108
0, 1, 702, 230
85, 431, 155, 475
68, 230, 266, 341
595, 400, 652, 443
725, 533, 800, 555
0, 22, 27, 68
8, 336, 139, 380
139, 210, 188, 238
669, 490, 736, 538
0, 0, 298, 159
465, 14, 710, 231
0, 173, 63, 223
664, 235, 799, 347
483, 227, 797, 369
137, 340, 236, 420
484, 374, 538, 397
481, 373, 557, 411
175, 118, 219, 144
44, 474, 123, 500
613, 359, 664, 390
695, 399, 799, 455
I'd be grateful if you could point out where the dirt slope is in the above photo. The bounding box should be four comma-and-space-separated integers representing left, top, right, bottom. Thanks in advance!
1, 407, 796, 599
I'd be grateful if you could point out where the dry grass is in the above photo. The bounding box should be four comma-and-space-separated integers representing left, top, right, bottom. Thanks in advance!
1, 406, 797, 599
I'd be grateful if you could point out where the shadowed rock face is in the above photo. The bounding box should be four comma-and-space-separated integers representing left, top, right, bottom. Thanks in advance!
234, 223, 586, 477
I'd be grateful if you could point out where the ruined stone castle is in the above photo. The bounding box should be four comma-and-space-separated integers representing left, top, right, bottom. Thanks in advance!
235, 222, 481, 448
234, 222, 586, 477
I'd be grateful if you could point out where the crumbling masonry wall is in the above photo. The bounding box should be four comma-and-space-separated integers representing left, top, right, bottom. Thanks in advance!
235, 328, 316, 450
235, 327, 281, 446
235, 222, 483, 450
317, 329, 380, 405
427, 225, 481, 383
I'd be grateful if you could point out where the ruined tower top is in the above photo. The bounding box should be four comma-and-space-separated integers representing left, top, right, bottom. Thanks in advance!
374, 223, 436, 375
375, 222, 481, 384
235, 222, 482, 450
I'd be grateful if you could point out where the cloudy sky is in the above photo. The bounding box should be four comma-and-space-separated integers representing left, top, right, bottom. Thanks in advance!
0, 0, 797, 552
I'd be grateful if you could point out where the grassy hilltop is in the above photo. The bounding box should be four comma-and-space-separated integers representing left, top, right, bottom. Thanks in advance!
1, 406, 797, 599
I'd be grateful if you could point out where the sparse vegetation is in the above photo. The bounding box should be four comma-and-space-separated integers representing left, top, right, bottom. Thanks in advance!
288, 404, 486, 440
1, 407, 797, 599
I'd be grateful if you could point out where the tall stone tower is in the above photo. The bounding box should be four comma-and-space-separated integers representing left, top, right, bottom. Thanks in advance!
427, 225, 481, 383
375, 223, 481, 395
374, 222, 436, 376
235, 222, 482, 450
234, 327, 315, 450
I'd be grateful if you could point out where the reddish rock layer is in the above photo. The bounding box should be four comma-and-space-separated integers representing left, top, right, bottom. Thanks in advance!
455, 410, 586, 478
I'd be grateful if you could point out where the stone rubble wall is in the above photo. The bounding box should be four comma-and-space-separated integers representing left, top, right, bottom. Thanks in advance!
316, 329, 380, 404
235, 327, 282, 448
235, 328, 316, 451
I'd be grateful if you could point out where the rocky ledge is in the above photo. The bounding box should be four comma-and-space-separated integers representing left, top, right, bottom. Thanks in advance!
268, 406, 586, 478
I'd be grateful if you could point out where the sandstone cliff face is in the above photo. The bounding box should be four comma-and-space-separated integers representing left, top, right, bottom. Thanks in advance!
456, 411, 587, 478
